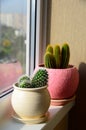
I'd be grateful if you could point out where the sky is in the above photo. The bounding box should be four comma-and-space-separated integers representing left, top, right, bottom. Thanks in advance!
0, 0, 27, 14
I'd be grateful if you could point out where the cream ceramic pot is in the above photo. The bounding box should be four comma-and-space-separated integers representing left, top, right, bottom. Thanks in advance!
11, 84, 50, 120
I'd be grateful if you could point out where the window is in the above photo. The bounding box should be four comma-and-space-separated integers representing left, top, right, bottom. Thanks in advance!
0, 0, 27, 95
0, 0, 48, 97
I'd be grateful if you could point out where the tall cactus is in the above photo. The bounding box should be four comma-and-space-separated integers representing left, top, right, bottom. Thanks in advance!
60, 43, 70, 68
53, 44, 61, 68
46, 44, 53, 54
44, 52, 56, 68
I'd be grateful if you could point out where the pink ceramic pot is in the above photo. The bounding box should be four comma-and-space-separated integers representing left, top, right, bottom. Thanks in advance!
34, 64, 79, 100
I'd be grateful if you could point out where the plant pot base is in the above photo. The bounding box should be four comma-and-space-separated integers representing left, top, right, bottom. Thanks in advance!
12, 112, 49, 124
51, 95, 76, 106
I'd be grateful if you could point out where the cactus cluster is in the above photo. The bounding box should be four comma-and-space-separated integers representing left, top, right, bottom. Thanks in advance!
17, 69, 48, 88
44, 43, 70, 69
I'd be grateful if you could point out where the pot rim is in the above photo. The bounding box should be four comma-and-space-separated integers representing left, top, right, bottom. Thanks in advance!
38, 64, 77, 70
13, 83, 47, 91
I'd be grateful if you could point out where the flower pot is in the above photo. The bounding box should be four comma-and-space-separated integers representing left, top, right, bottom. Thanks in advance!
11, 84, 50, 124
34, 64, 79, 105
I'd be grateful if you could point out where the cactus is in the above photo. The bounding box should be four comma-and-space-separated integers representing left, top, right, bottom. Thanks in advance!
60, 43, 70, 68
18, 75, 31, 88
44, 52, 56, 68
31, 69, 48, 88
19, 80, 31, 88
18, 75, 30, 83
46, 44, 53, 54
44, 43, 70, 69
53, 44, 61, 68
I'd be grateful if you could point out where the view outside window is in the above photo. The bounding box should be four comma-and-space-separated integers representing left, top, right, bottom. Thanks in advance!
0, 0, 27, 93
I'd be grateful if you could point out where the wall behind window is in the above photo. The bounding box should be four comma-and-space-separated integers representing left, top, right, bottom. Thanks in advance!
47, 0, 86, 130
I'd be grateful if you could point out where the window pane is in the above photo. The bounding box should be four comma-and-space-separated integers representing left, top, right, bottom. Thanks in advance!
0, 0, 27, 93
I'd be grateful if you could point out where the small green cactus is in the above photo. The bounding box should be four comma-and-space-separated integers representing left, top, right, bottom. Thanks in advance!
18, 75, 31, 88
17, 69, 48, 88
18, 75, 30, 83
19, 80, 31, 88
44, 43, 70, 69
31, 69, 48, 88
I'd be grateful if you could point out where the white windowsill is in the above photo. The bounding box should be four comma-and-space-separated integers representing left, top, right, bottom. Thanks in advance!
0, 93, 74, 130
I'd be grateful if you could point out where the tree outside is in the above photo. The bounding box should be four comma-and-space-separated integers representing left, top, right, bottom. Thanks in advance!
0, 25, 26, 73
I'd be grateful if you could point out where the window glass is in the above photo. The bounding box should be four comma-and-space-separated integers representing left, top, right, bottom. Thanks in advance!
0, 0, 27, 93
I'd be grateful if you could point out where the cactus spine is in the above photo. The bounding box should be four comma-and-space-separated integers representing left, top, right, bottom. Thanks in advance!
44, 43, 70, 69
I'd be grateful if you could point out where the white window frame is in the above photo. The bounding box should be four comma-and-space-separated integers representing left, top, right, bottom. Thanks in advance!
26, 0, 48, 76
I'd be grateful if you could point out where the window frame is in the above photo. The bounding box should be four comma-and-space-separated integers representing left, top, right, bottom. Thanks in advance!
26, 0, 48, 76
